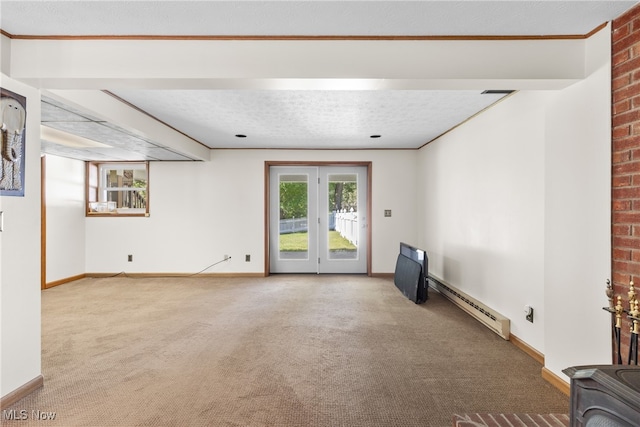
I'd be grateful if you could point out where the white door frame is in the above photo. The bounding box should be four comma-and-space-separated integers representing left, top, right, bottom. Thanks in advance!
265, 161, 372, 276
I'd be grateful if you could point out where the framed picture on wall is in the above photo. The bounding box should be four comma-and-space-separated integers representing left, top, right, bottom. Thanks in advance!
1, 87, 27, 197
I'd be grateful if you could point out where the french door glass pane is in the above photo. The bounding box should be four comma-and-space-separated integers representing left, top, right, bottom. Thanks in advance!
279, 174, 309, 260
327, 173, 358, 260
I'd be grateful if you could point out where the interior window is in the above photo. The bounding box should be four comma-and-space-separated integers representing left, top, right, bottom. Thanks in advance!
86, 161, 149, 217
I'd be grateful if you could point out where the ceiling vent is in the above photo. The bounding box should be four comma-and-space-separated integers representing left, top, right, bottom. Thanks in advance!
481, 90, 515, 95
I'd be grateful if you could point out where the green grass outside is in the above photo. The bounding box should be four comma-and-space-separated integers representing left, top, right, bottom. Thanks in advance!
279, 232, 309, 252
279, 231, 357, 252
329, 231, 357, 251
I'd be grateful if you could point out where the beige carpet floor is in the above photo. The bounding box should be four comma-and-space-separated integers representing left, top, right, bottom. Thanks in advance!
3, 275, 568, 426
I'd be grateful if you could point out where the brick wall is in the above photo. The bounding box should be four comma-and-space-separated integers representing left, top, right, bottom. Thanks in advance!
612, 3, 640, 364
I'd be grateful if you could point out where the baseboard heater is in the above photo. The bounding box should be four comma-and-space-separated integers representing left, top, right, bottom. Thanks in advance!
428, 274, 510, 340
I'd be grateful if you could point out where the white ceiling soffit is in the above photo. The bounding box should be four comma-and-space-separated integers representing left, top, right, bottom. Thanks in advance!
0, 1, 637, 37
110, 90, 510, 149
40, 96, 198, 161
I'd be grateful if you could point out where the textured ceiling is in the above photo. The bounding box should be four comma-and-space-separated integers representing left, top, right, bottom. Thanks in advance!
110, 89, 509, 149
1, 1, 638, 160
41, 97, 195, 161
1, 1, 637, 37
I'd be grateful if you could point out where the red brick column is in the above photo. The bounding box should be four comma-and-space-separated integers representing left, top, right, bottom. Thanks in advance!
612, 3, 640, 364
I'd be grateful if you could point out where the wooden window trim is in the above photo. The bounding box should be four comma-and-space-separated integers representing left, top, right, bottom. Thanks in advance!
85, 161, 150, 217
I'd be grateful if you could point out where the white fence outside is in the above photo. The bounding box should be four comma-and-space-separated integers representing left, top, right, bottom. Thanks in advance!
279, 217, 308, 234
334, 210, 358, 246
279, 210, 358, 245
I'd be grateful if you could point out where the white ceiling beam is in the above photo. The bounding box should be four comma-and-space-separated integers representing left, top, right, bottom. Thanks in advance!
9, 38, 587, 90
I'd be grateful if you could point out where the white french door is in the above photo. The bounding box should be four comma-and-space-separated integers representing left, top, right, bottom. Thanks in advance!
269, 167, 318, 273
269, 166, 367, 274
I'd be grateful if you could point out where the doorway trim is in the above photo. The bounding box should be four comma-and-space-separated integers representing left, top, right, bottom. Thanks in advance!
264, 161, 372, 276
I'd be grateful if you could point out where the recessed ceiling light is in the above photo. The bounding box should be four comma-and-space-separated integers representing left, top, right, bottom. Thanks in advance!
235, 134, 247, 138
370, 135, 381, 138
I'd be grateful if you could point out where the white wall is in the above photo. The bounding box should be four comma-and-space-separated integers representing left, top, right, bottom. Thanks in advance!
1, 35, 11, 76
0, 75, 42, 398
45, 154, 85, 283
417, 27, 612, 380
417, 91, 550, 351
85, 149, 418, 275
543, 27, 612, 377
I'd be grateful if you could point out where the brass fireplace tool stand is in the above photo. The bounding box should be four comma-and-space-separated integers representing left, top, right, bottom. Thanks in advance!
605, 279, 640, 365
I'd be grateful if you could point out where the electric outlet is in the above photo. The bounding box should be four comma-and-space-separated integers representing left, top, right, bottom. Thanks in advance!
128, 254, 133, 262
525, 305, 534, 323
245, 254, 251, 262
224, 254, 229, 261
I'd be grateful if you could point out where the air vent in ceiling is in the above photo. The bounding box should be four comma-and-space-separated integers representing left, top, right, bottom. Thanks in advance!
481, 90, 515, 95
